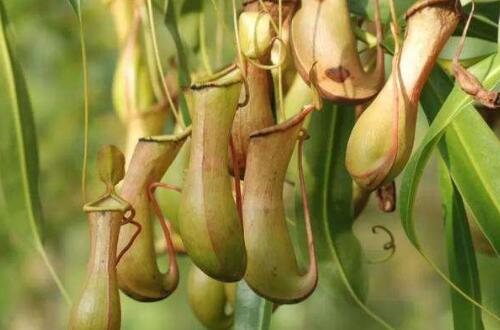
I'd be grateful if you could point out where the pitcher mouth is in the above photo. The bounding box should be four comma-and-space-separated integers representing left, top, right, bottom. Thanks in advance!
190, 64, 243, 90
250, 105, 314, 138
139, 127, 192, 143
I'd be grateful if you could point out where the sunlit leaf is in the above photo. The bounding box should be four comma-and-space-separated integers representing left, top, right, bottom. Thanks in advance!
400, 50, 500, 321
410, 55, 500, 253
0, 0, 70, 303
439, 161, 484, 330
234, 281, 272, 330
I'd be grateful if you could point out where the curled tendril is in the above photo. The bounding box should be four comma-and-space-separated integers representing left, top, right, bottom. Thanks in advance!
116, 209, 141, 266
368, 225, 396, 264
245, 37, 288, 70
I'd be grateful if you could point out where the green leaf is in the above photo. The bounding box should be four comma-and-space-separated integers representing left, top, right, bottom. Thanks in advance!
294, 105, 394, 329
401, 53, 500, 250
66, 0, 81, 18
439, 161, 484, 330
0, 0, 70, 304
348, 0, 414, 22
400, 54, 500, 321
164, 0, 192, 124
421, 67, 500, 247
234, 281, 272, 330
64, 0, 89, 200
454, 1, 499, 42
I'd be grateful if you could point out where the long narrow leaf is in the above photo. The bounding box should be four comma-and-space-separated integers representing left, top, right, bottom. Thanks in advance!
64, 0, 89, 201
400, 54, 500, 321
439, 161, 483, 330
295, 105, 394, 329
234, 281, 272, 330
421, 64, 500, 255
0, 0, 70, 304
400, 53, 500, 250
421, 66, 486, 329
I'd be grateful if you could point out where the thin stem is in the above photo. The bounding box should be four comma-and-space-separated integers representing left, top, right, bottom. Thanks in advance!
146, 0, 185, 128
231, 0, 246, 76
116, 218, 141, 266
277, 0, 285, 121
453, 0, 475, 64
199, 10, 213, 74
210, 0, 231, 33
256, 1, 285, 120
36, 243, 71, 304
79, 18, 89, 204
388, 0, 401, 51
141, 5, 166, 102
258, 0, 279, 33
148, 183, 179, 285
215, 0, 225, 67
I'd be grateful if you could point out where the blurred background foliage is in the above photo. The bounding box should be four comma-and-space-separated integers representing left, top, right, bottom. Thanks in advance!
0, 0, 499, 329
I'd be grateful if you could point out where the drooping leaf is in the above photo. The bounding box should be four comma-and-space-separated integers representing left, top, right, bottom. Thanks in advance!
399, 55, 500, 251
0, 0, 70, 304
401, 53, 500, 324
439, 161, 484, 330
402, 52, 500, 317
293, 105, 394, 329
234, 281, 272, 330
410, 55, 500, 254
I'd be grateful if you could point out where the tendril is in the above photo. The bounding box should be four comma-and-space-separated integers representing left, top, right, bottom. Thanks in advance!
368, 225, 396, 264
116, 208, 141, 266
148, 182, 180, 284
277, 0, 285, 121
146, 0, 186, 128
232, 0, 247, 79
452, 0, 499, 109
245, 37, 287, 70
147, 182, 186, 256
257, 0, 279, 33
